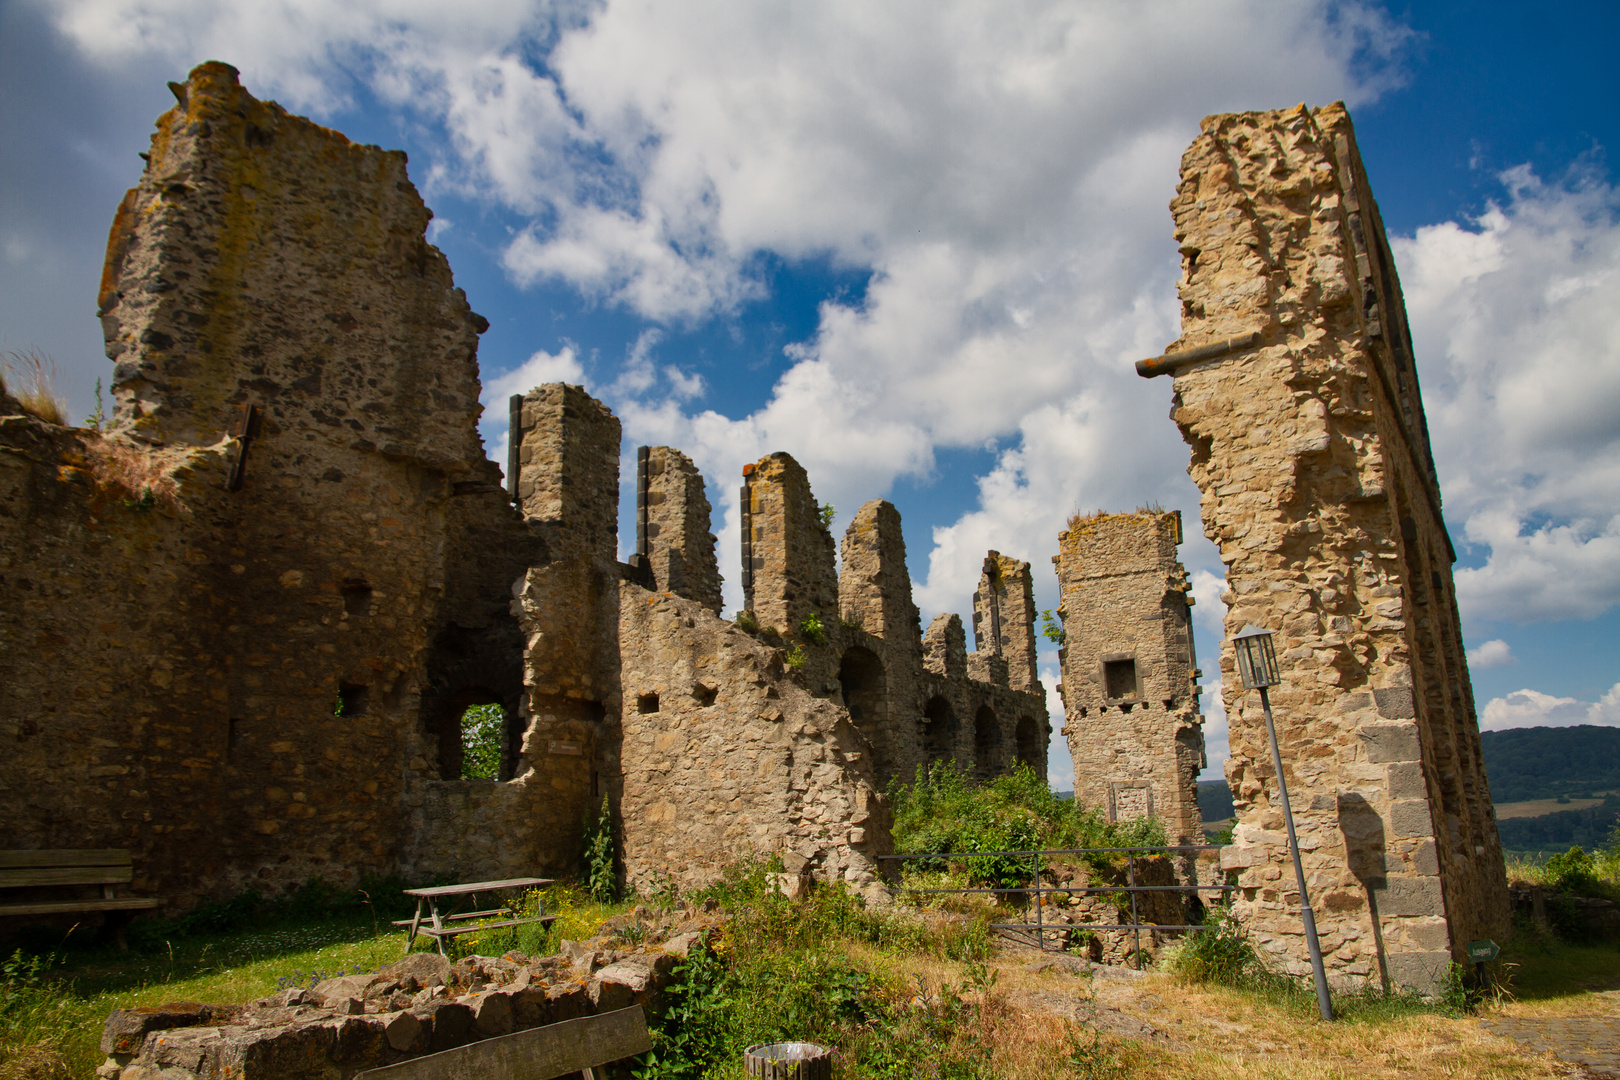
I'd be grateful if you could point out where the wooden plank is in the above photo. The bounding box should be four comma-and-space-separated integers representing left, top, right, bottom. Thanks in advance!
0, 850, 131, 869
402, 878, 552, 898
391, 908, 509, 928
356, 1006, 651, 1080
0, 866, 133, 888
0, 898, 162, 916
419, 915, 557, 939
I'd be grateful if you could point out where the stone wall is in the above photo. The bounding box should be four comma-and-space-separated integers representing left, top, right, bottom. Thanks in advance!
1, 62, 1050, 928
640, 446, 722, 615
1149, 102, 1509, 992
0, 62, 525, 909
1055, 511, 1205, 847
972, 552, 1039, 693
617, 586, 891, 899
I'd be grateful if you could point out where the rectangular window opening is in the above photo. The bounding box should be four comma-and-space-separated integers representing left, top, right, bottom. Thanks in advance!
1103, 658, 1139, 701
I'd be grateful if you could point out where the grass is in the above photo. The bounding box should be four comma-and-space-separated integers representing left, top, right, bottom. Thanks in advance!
1, 348, 68, 426
3, 853, 1615, 1080
1494, 797, 1607, 820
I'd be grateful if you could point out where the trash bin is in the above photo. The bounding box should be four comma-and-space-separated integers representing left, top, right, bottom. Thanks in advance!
744, 1041, 833, 1079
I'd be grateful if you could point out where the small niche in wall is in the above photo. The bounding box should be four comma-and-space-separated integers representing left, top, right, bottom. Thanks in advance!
637, 693, 660, 714
336, 683, 369, 717
1103, 657, 1139, 701
692, 684, 717, 707
342, 579, 373, 617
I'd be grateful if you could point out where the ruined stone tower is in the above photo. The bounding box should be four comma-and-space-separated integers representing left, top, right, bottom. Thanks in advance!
1055, 511, 1205, 846
1142, 103, 1510, 992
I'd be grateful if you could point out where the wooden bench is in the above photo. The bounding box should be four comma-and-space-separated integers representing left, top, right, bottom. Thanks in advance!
356, 1004, 651, 1079
0, 850, 163, 950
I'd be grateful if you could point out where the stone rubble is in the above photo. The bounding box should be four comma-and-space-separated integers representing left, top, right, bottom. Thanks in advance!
97, 906, 722, 1080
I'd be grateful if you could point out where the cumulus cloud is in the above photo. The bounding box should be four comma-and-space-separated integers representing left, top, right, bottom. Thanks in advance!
1479, 682, 1620, 731
1040, 665, 1073, 792
1466, 638, 1516, 670
1396, 165, 1620, 624
1199, 676, 1228, 784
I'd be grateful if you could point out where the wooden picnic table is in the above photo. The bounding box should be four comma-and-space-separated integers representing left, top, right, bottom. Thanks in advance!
397, 877, 555, 955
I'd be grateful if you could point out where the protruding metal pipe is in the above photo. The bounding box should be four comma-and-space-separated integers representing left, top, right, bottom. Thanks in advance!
1135, 330, 1262, 378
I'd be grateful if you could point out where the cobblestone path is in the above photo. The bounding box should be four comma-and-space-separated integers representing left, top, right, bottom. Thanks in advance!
1481, 1016, 1620, 1078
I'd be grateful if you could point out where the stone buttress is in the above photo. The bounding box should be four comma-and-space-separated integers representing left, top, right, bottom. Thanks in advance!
1146, 102, 1510, 992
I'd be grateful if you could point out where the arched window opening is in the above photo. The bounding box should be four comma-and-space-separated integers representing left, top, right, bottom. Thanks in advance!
923, 696, 958, 767
1015, 715, 1041, 768
973, 705, 1001, 780
437, 687, 518, 781
839, 646, 891, 779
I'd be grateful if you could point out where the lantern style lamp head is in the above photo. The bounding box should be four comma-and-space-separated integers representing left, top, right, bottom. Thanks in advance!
1232, 624, 1280, 690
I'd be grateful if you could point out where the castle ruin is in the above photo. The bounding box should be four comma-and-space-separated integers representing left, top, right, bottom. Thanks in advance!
0, 65, 1508, 998
0, 63, 1046, 911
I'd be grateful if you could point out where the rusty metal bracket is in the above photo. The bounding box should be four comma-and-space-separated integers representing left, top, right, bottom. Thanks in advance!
225, 404, 262, 491
1135, 331, 1262, 378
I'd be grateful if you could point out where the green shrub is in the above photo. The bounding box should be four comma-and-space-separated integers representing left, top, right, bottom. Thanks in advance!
460, 704, 504, 780
583, 795, 619, 903
889, 761, 1166, 888
798, 613, 826, 646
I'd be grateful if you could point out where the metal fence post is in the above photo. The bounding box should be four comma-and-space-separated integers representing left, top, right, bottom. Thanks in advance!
1128, 852, 1141, 970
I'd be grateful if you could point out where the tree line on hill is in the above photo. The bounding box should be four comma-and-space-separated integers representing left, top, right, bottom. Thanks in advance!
1480, 725, 1620, 803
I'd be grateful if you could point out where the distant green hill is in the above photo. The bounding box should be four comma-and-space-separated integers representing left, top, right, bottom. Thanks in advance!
1495, 795, 1620, 854
1481, 725, 1620, 803
1198, 781, 1234, 824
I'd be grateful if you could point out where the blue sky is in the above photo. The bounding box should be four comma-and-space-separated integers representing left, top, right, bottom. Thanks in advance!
3, 0, 1617, 793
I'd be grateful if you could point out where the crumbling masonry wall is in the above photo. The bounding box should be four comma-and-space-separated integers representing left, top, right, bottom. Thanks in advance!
1155, 103, 1509, 992
740, 458, 1050, 791
0, 62, 542, 908
1055, 512, 1205, 846
640, 446, 722, 615
1, 62, 1044, 927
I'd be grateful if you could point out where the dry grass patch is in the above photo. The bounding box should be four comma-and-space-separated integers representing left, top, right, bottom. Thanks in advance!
1, 348, 69, 426
81, 437, 183, 510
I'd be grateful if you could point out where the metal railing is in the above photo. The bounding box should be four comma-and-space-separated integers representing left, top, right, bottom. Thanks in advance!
879, 845, 1229, 968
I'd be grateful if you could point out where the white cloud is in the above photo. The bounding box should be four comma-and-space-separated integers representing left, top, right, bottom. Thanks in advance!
1479, 681, 1620, 731
37, 0, 1432, 629
1466, 638, 1516, 670
1040, 664, 1073, 792
1395, 165, 1620, 624
1198, 676, 1228, 784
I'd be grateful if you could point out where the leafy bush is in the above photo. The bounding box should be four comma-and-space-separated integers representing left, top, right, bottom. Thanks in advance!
460, 704, 504, 780
889, 761, 1166, 887
638, 866, 997, 1079
798, 613, 826, 645
583, 795, 619, 902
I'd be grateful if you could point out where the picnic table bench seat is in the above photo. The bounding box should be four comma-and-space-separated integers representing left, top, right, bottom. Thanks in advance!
0, 850, 162, 950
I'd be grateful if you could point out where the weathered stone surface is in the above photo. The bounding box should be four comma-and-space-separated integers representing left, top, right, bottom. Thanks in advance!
1157, 102, 1509, 992
640, 445, 722, 615
1055, 511, 1205, 848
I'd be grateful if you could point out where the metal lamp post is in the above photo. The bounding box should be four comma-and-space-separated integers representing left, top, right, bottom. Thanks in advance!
1232, 624, 1334, 1021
